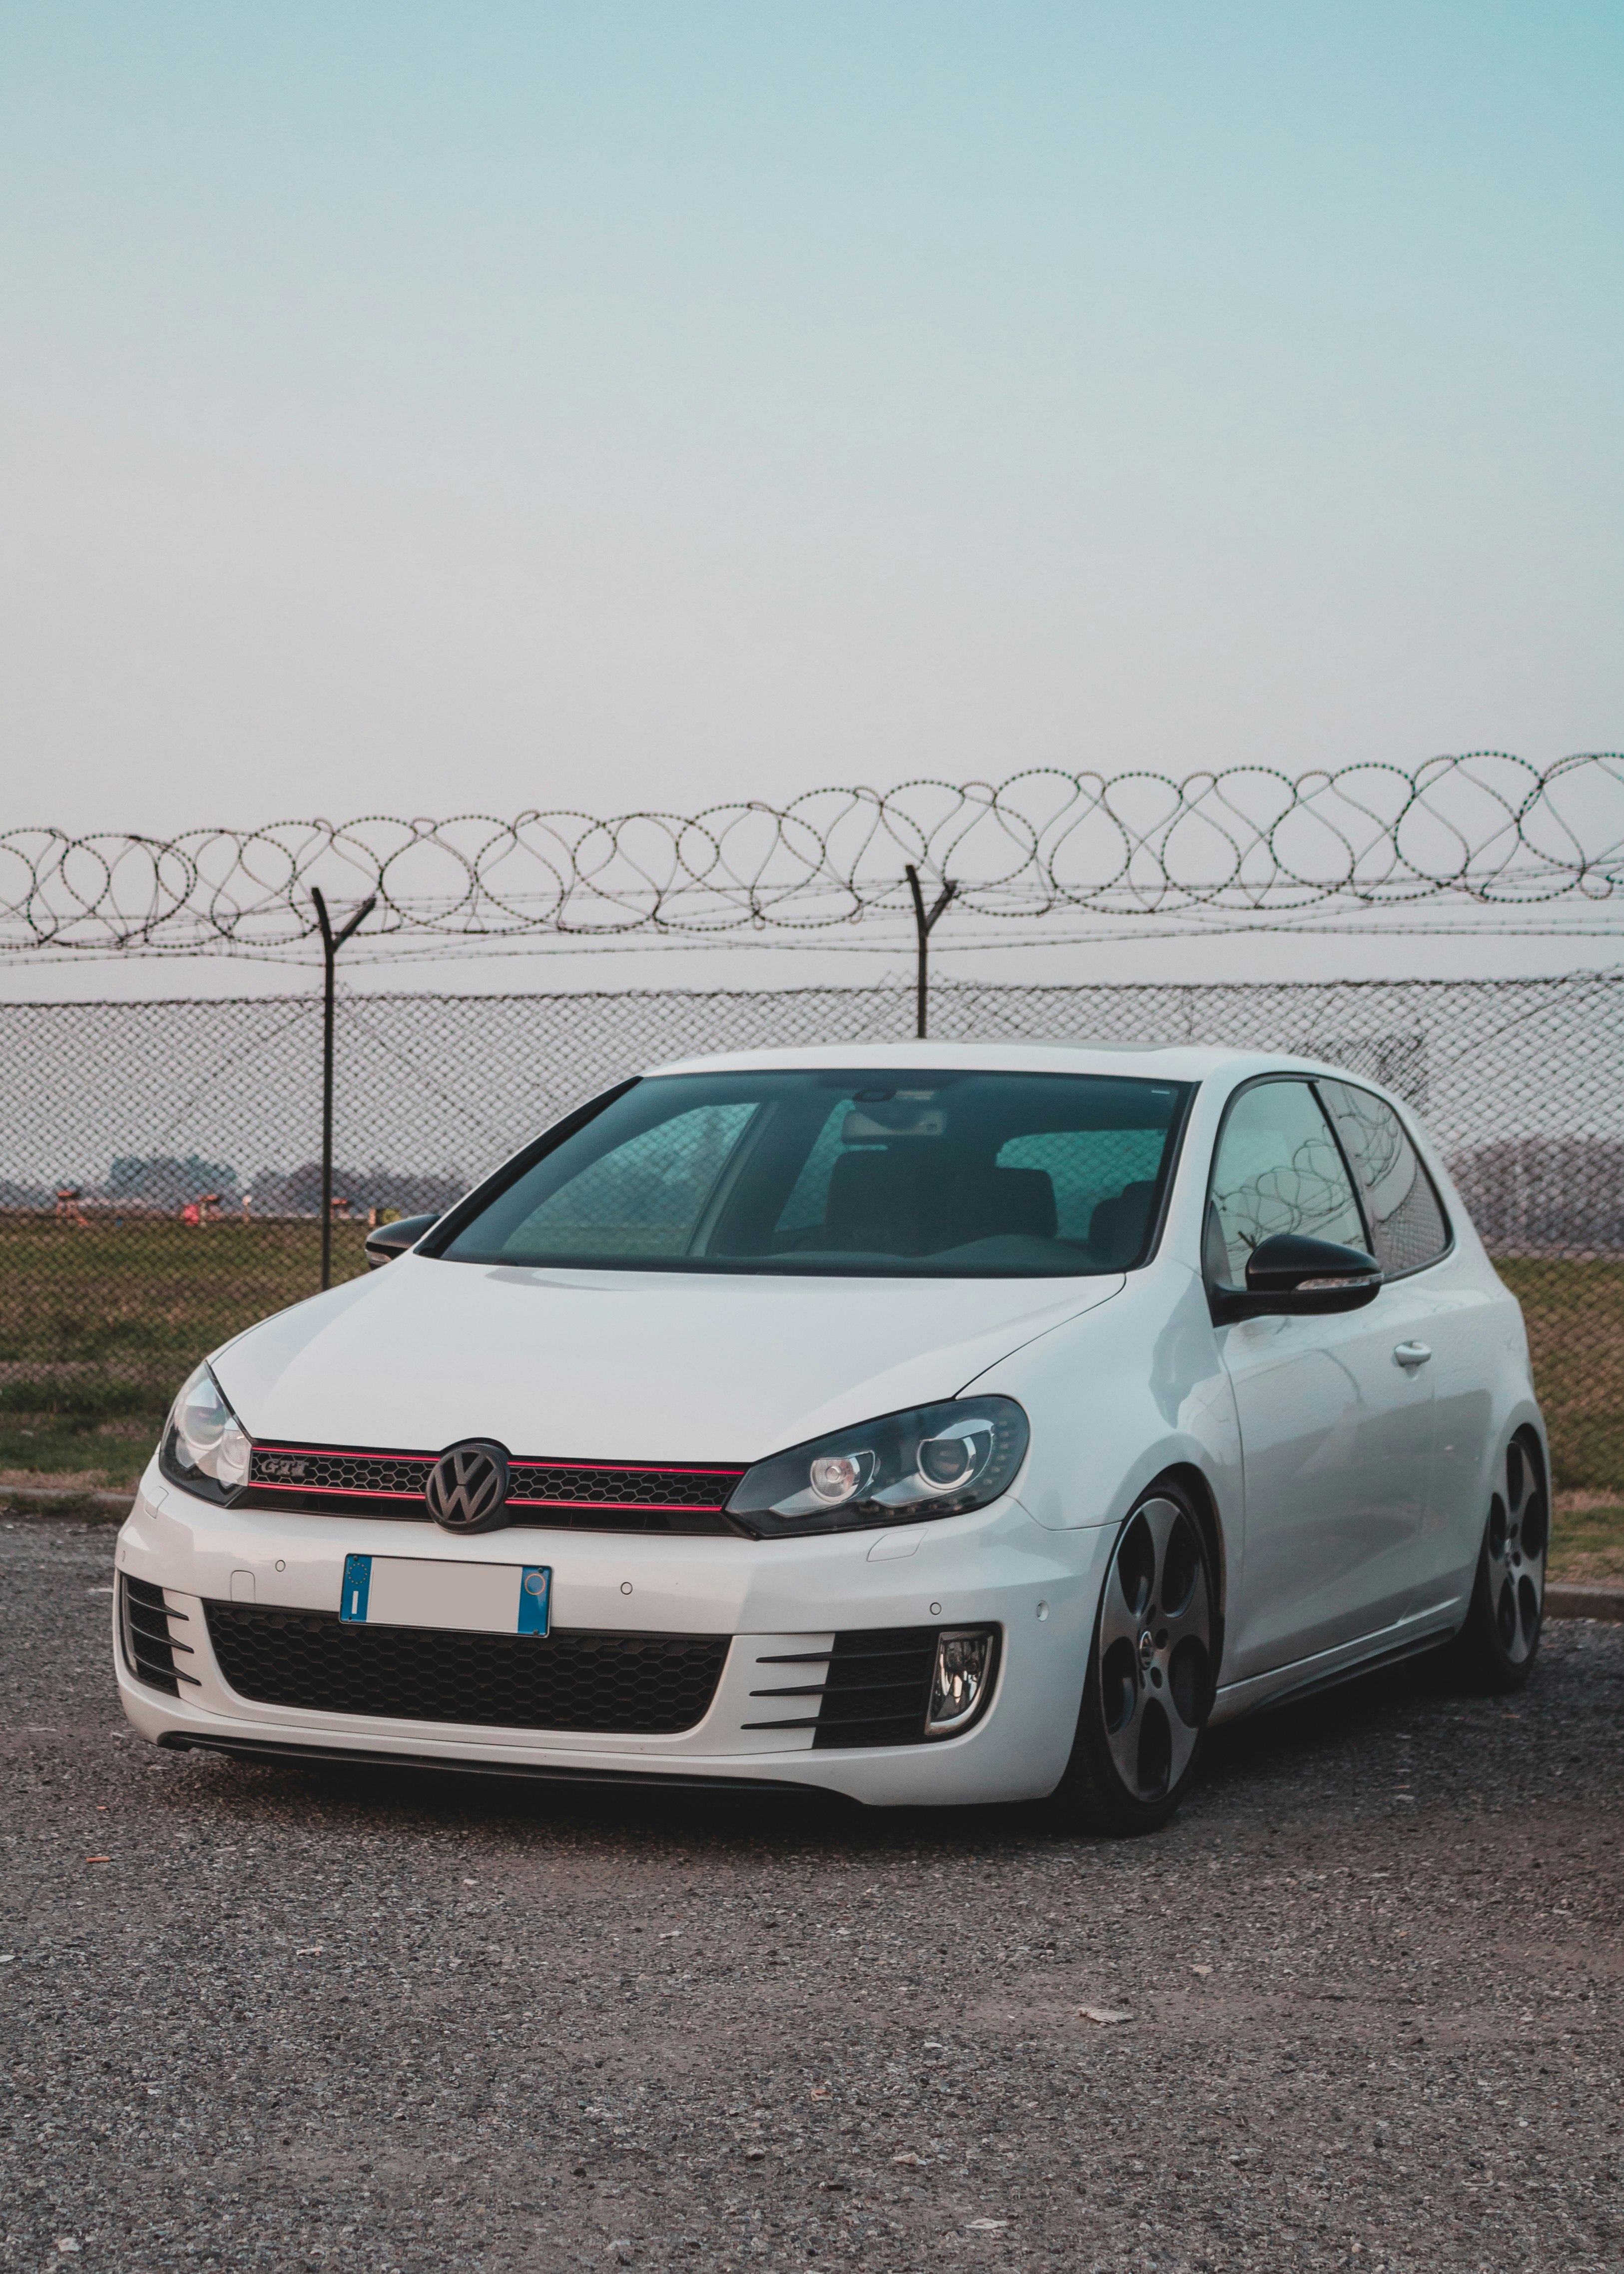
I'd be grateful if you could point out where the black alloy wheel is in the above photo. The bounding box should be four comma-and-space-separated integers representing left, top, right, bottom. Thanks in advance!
1055, 1480, 1217, 1834
1444, 1429, 1548, 1694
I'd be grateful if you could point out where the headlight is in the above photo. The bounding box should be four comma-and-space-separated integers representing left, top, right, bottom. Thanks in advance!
159, 1362, 252, 1503
725, 1397, 1029, 1538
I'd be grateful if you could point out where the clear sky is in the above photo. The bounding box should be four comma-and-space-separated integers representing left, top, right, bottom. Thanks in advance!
1, 2, 1620, 962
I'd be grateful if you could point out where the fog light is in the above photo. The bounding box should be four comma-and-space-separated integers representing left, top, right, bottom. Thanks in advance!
926, 1627, 997, 1737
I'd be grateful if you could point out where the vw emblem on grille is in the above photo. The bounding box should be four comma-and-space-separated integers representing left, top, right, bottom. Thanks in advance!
425, 1440, 511, 1533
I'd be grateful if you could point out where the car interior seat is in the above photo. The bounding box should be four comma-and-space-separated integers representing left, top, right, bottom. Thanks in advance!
1086, 1178, 1158, 1269
820, 1149, 1058, 1254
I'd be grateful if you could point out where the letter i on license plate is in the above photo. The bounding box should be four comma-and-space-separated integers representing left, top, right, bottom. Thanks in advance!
340, 1554, 550, 1636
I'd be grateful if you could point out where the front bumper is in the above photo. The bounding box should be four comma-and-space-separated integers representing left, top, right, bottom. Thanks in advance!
112, 1463, 1112, 1805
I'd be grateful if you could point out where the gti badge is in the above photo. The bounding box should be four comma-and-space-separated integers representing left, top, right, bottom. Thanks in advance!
425, 1440, 511, 1533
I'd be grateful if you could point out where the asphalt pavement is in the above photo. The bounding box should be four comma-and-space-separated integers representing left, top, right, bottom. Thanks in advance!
3, 1516, 1621, 2274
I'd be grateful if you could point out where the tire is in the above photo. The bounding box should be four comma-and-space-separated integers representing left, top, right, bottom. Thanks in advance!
1441, 1429, 1548, 1694
1053, 1480, 1217, 1835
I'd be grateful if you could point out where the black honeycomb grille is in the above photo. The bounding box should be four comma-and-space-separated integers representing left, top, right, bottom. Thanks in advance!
250, 1448, 434, 1500
202, 1602, 730, 1735
510, 1463, 741, 1513
241, 1444, 745, 1531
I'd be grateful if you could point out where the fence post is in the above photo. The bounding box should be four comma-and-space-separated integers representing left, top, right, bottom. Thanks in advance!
311, 887, 378, 1292
905, 865, 958, 1040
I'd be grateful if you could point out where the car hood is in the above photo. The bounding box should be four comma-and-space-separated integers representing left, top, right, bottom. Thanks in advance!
214, 1255, 1125, 1463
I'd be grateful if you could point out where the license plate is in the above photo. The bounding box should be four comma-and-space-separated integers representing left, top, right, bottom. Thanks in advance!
340, 1554, 551, 1637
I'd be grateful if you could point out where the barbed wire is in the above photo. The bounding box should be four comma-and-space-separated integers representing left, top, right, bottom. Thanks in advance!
5, 754, 1623, 959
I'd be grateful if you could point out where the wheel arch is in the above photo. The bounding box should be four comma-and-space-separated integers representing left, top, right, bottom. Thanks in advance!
1509, 1415, 1548, 1488
1134, 1461, 1229, 1682
1052, 1460, 1226, 1827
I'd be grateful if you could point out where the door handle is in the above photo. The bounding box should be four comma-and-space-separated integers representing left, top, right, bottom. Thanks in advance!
1392, 1341, 1432, 1369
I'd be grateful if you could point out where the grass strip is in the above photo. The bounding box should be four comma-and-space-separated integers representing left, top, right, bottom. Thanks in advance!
0, 1488, 132, 1521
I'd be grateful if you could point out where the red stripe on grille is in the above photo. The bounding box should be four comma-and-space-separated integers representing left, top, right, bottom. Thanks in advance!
510, 1461, 743, 1477
249, 1480, 429, 1500
508, 1497, 727, 1514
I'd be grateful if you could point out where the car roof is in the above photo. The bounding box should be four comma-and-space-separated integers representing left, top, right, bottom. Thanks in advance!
640, 1039, 1356, 1087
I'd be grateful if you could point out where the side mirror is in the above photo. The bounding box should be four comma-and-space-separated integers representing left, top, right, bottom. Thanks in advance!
363, 1212, 441, 1269
1210, 1231, 1381, 1323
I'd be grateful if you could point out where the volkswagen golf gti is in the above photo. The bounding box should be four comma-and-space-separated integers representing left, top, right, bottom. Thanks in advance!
113, 1042, 1547, 1831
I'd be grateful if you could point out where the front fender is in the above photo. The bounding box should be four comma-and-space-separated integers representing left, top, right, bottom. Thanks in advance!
967, 1262, 1241, 1658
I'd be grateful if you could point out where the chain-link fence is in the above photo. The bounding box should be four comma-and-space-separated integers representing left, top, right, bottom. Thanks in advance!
3, 975, 1620, 1492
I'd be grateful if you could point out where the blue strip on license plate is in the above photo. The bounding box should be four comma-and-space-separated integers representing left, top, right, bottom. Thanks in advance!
517, 1566, 551, 1634
342, 1553, 372, 1622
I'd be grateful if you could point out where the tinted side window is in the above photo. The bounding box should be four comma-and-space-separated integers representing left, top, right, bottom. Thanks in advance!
1207, 1079, 1367, 1285
1318, 1079, 1450, 1275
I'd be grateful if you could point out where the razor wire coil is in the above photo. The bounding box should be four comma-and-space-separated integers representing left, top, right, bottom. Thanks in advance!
4, 753, 1624, 957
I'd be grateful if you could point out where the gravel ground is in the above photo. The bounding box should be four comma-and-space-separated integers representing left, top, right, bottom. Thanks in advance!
3, 1519, 1622, 2274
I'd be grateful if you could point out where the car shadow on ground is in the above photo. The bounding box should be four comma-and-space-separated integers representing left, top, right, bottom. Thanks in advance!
178, 1642, 1510, 1860
1197, 1645, 1464, 1787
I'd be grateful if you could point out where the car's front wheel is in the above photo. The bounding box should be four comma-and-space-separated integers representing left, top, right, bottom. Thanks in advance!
1054, 1482, 1216, 1835
1443, 1430, 1548, 1693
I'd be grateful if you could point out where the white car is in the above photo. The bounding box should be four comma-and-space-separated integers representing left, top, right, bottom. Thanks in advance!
114, 1043, 1548, 1831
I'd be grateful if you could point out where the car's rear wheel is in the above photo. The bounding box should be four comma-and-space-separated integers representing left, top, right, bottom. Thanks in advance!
1054, 1482, 1216, 1834
1443, 1430, 1548, 1694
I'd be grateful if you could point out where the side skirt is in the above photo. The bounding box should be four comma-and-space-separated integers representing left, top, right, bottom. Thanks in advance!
1210, 1607, 1463, 1725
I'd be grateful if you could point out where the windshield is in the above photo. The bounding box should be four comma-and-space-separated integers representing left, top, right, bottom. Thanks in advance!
440, 1068, 1192, 1278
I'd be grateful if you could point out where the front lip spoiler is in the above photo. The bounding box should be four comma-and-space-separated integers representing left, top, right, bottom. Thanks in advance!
156, 1731, 811, 1796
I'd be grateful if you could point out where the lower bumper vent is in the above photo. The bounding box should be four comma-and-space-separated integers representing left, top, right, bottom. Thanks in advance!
202, 1602, 729, 1737
120, 1576, 200, 1697
745, 1625, 951, 1749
